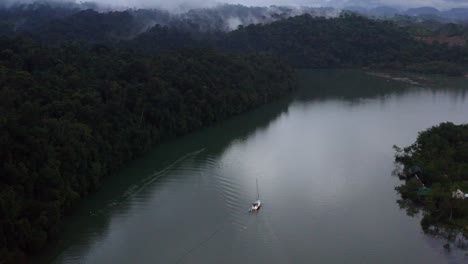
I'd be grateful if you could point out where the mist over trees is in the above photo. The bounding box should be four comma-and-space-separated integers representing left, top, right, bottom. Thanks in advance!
127, 13, 468, 75
1, 2, 467, 74
0, 4, 466, 76
0, 2, 338, 37
1, 2, 468, 263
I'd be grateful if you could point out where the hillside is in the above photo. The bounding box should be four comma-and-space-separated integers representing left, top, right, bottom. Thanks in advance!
130, 14, 468, 75
1, 3, 468, 262
0, 37, 295, 263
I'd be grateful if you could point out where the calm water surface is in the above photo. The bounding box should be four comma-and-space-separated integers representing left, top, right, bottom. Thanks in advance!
46, 70, 468, 263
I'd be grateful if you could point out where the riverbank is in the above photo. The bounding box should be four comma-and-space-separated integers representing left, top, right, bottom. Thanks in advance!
0, 37, 297, 264
44, 69, 468, 264
366, 70, 468, 89
394, 122, 468, 238
366, 71, 425, 86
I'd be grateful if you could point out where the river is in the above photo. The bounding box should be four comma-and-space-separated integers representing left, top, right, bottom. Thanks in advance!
44, 70, 468, 264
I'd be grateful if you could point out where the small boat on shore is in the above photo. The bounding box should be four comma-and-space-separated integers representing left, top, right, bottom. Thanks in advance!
249, 179, 262, 212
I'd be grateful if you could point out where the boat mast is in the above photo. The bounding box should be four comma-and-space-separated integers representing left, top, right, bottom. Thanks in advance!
256, 178, 260, 200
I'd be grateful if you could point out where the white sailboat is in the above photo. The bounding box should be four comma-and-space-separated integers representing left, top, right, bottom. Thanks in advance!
249, 179, 262, 212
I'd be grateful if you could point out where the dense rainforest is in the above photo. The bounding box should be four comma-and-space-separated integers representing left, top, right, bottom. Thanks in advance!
1, 4, 468, 75
394, 123, 468, 234
217, 14, 468, 73
122, 13, 468, 75
1, 2, 468, 263
0, 37, 295, 263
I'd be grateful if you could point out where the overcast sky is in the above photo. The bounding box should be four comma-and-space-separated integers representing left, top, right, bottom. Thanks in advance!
234, 0, 468, 9
5, 0, 468, 10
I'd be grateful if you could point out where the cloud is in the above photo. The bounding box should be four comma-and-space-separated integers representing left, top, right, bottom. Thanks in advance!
1, 0, 217, 11
93, 0, 217, 11
232, 0, 468, 9
3, 0, 468, 10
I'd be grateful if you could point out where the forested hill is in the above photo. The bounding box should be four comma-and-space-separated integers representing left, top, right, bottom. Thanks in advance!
0, 3, 330, 44
1, 4, 468, 74
222, 14, 421, 68
0, 37, 296, 263
225, 14, 467, 74
0, 3, 468, 263
130, 14, 468, 75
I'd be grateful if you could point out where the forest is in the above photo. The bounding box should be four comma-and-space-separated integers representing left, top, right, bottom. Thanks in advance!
0, 37, 295, 262
394, 123, 468, 234
1, 4, 468, 75
98, 12, 468, 75
216, 14, 468, 73
1, 2, 468, 263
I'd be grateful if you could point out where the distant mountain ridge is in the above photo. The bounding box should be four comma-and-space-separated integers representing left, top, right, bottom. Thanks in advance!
344, 5, 468, 21
0, 2, 345, 41
1, 2, 468, 37
406, 7, 440, 16
1, 2, 468, 47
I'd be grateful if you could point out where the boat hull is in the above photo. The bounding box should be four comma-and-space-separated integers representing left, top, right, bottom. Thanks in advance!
249, 200, 262, 212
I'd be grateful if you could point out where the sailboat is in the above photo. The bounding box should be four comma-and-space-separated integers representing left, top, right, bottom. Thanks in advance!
249, 179, 262, 212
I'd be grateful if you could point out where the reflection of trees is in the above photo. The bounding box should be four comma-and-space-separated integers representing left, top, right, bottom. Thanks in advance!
295, 69, 468, 105
294, 69, 409, 102
396, 196, 468, 251
392, 120, 468, 253
41, 95, 291, 264
395, 180, 468, 253
425, 225, 468, 251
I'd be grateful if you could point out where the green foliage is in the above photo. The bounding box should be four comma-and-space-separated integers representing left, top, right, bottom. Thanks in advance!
0, 36, 296, 262
220, 14, 419, 68
202, 14, 466, 74
395, 179, 422, 200
2, 6, 468, 75
1, 4, 467, 261
395, 122, 468, 230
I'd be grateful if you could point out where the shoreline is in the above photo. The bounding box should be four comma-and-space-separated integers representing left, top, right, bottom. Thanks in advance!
366, 71, 423, 86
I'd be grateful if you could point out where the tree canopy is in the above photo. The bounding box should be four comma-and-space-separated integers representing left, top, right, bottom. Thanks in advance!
395, 123, 468, 234
1, 4, 467, 75
130, 14, 468, 75
0, 37, 295, 263
1, 3, 468, 262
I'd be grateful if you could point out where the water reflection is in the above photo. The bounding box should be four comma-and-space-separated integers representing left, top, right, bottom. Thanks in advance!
295, 69, 409, 101
42, 98, 292, 264
426, 226, 468, 251
46, 70, 468, 264
395, 181, 468, 254
389, 69, 468, 257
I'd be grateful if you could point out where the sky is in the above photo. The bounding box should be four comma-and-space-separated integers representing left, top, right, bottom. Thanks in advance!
4, 0, 468, 10
233, 0, 468, 9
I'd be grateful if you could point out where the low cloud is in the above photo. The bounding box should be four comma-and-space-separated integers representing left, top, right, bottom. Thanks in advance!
3, 0, 468, 10
232, 0, 468, 9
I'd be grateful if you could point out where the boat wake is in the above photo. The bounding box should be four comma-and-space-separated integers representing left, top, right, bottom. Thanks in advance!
120, 148, 205, 200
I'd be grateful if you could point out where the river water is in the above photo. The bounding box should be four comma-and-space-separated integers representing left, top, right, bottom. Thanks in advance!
45, 70, 468, 264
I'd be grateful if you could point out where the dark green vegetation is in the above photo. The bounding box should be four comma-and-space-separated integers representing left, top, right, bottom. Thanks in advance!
397, 16, 468, 41
394, 123, 468, 234
1, 2, 468, 263
219, 14, 468, 74
129, 14, 468, 74
1, 4, 468, 75
0, 37, 295, 263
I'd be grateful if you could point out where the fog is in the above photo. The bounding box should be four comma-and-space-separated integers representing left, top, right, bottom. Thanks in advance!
3, 0, 468, 11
